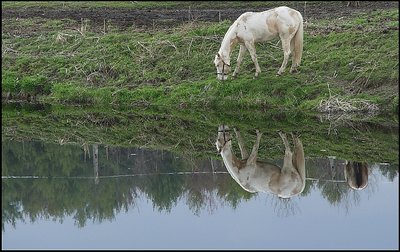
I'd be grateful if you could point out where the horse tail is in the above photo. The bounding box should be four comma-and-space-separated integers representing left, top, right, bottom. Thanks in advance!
293, 14, 303, 67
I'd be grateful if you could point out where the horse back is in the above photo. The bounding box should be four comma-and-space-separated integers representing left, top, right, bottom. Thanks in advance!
235, 10, 278, 41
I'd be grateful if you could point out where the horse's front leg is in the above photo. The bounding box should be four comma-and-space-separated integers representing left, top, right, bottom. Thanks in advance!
232, 45, 247, 79
244, 41, 261, 78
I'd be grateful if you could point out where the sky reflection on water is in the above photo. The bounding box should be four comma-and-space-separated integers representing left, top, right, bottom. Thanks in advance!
2, 140, 399, 249
3, 173, 398, 250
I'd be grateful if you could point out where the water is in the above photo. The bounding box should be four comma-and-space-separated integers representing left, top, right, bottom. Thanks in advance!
2, 139, 398, 249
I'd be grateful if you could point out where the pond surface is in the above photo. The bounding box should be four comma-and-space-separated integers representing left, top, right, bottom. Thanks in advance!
2, 139, 398, 249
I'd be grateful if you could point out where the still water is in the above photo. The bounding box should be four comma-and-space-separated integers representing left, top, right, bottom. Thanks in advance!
2, 139, 398, 249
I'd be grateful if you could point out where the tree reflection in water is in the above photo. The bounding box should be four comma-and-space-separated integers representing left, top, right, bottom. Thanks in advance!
2, 140, 398, 230
268, 195, 300, 217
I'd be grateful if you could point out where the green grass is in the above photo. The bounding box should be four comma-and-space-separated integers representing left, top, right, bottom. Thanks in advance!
2, 102, 399, 165
1, 3, 399, 114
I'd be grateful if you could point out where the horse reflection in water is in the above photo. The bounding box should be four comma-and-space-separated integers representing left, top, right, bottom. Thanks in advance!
344, 161, 368, 190
216, 125, 305, 198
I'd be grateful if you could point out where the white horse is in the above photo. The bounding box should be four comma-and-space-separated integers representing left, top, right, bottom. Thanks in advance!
215, 125, 306, 198
214, 6, 304, 80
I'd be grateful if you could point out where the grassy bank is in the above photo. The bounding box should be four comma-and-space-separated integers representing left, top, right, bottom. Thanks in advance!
2, 3, 398, 114
2, 102, 399, 164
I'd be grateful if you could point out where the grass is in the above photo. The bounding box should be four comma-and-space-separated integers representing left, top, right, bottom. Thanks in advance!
1, 2, 399, 164
2, 5, 398, 113
2, 102, 398, 165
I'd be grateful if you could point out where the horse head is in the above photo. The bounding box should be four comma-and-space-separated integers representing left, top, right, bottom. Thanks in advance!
214, 53, 231, 81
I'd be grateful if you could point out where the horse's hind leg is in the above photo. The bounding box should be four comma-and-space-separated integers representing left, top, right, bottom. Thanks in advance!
291, 133, 305, 182
246, 129, 262, 165
244, 41, 261, 78
277, 38, 291, 76
234, 128, 249, 159
278, 131, 290, 150
289, 39, 298, 73
278, 131, 293, 171
232, 44, 247, 78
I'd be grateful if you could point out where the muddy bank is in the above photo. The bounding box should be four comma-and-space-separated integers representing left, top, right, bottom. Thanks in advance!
2, 1, 398, 29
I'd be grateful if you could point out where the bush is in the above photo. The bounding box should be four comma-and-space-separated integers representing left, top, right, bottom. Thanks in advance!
2, 71, 20, 93
19, 75, 47, 95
